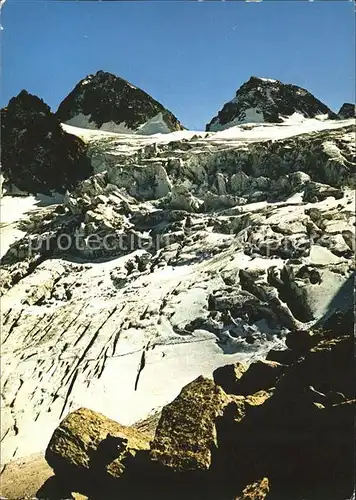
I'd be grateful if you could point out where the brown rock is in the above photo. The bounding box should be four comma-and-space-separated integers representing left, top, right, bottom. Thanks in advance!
71, 493, 89, 500
214, 317, 355, 497
232, 360, 285, 396
285, 329, 318, 353
321, 308, 353, 336
266, 348, 300, 365
244, 390, 274, 409
273, 335, 354, 403
150, 376, 231, 472
235, 477, 270, 499
213, 362, 247, 394
46, 407, 150, 480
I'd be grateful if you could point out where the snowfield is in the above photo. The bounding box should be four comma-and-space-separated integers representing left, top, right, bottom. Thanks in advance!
0, 193, 64, 259
63, 115, 354, 145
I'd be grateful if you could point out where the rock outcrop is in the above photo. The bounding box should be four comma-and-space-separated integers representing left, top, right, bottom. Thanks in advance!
56, 70, 184, 134
1, 91, 93, 195
46, 407, 151, 481
235, 478, 270, 500
206, 76, 337, 131
337, 102, 355, 119
216, 359, 286, 396
213, 362, 247, 394
40, 308, 354, 499
150, 376, 231, 473
215, 308, 354, 499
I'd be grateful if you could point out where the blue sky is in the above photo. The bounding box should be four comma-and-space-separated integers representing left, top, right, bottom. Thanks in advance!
1, 0, 354, 129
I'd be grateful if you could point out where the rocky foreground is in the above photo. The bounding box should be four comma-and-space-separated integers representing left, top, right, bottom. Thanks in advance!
29, 307, 355, 499
0, 104, 355, 500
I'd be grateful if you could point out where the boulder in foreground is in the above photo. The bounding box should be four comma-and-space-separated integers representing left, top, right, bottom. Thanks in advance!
150, 376, 232, 473
46, 407, 150, 481
214, 360, 285, 396
213, 362, 247, 394
235, 477, 270, 500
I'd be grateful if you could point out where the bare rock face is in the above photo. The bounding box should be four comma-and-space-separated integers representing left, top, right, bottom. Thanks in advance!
337, 102, 355, 119
46, 407, 150, 480
235, 478, 270, 500
213, 362, 247, 394
214, 360, 285, 396
1, 91, 92, 195
206, 76, 337, 131
56, 70, 184, 134
216, 309, 355, 499
150, 376, 231, 473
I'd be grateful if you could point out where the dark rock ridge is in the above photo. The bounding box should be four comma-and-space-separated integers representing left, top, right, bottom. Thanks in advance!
41, 308, 354, 500
206, 76, 337, 131
56, 70, 184, 134
337, 102, 355, 119
1, 90, 93, 195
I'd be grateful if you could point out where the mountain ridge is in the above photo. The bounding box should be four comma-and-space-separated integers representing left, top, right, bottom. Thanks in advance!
2, 73, 353, 136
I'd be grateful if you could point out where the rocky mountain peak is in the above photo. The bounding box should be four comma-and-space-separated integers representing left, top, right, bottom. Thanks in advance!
3, 90, 52, 123
56, 70, 184, 135
337, 102, 355, 119
1, 91, 92, 195
206, 76, 337, 131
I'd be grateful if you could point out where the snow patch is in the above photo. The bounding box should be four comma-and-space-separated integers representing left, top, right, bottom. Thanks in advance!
137, 112, 172, 135
208, 117, 355, 143
65, 112, 175, 135
65, 113, 135, 134
280, 112, 306, 125
126, 81, 137, 90
208, 108, 264, 132
80, 78, 92, 86
259, 77, 277, 83
0, 193, 64, 258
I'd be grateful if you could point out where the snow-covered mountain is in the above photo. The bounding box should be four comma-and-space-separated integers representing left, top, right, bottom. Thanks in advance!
206, 76, 337, 132
337, 102, 355, 119
56, 70, 185, 135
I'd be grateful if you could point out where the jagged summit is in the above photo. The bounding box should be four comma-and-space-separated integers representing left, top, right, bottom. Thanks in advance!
1, 90, 92, 194
206, 76, 337, 131
56, 70, 184, 135
337, 102, 355, 119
